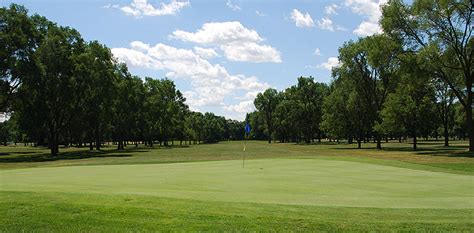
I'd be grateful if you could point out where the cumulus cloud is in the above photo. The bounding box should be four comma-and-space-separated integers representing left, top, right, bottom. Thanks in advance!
290, 9, 315, 28
112, 41, 270, 120
223, 100, 255, 114
344, 0, 388, 36
317, 17, 334, 31
318, 57, 341, 70
353, 21, 382, 36
116, 0, 190, 17
226, 0, 241, 11
193, 47, 219, 59
171, 21, 281, 63
325, 4, 339, 15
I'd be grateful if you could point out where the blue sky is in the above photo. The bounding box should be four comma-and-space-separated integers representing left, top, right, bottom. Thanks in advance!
2, 0, 388, 120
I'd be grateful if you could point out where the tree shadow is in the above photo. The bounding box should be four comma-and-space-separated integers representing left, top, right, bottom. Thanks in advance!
0, 148, 144, 163
326, 141, 473, 157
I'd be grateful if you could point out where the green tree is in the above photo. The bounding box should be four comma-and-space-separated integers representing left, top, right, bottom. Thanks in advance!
0, 4, 43, 112
382, 0, 473, 151
254, 88, 280, 143
321, 68, 371, 148
18, 25, 87, 156
338, 35, 401, 149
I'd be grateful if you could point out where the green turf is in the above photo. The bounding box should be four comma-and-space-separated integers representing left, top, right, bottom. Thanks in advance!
1, 141, 473, 231
1, 191, 473, 232
1, 159, 473, 208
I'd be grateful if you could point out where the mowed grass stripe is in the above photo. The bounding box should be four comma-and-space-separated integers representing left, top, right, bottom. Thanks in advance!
1, 191, 473, 232
1, 159, 473, 209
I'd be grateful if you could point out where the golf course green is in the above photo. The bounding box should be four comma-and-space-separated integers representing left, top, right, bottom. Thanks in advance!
1, 141, 473, 231
2, 159, 473, 209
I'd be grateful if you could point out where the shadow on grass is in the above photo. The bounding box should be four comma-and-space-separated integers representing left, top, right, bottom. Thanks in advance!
0, 144, 195, 163
331, 143, 473, 157
0, 148, 141, 163
0, 151, 37, 156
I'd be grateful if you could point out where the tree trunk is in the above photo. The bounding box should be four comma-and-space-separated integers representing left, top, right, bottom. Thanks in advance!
49, 130, 58, 157
89, 141, 93, 151
467, 99, 474, 151
413, 135, 417, 150
50, 140, 58, 157
376, 135, 381, 149
357, 139, 361, 149
444, 121, 449, 147
95, 129, 101, 151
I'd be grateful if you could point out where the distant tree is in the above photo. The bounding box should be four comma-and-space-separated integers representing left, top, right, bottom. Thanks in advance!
338, 35, 401, 149
246, 111, 267, 140
274, 91, 299, 142
254, 88, 280, 143
202, 112, 226, 143
293, 77, 329, 143
434, 79, 455, 146
321, 68, 371, 148
75, 41, 116, 150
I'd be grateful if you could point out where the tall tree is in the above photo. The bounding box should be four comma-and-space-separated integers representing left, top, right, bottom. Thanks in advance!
254, 88, 279, 143
338, 35, 400, 149
322, 68, 371, 148
18, 25, 87, 157
382, 0, 473, 151
0, 4, 45, 111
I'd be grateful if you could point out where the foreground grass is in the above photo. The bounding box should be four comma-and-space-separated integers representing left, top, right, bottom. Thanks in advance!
1, 191, 473, 232
0, 140, 473, 231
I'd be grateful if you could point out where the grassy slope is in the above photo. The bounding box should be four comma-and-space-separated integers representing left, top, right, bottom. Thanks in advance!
0, 140, 473, 231
1, 191, 473, 232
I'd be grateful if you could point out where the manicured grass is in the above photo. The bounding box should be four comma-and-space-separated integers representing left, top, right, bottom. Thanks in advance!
1, 191, 473, 232
0, 140, 473, 231
2, 159, 473, 208
1, 140, 473, 174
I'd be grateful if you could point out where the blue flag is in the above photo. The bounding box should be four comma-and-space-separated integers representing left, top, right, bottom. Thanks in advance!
245, 123, 251, 134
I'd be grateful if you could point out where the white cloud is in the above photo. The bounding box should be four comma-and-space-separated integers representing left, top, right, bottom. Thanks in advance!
318, 57, 341, 70
112, 41, 270, 120
220, 42, 281, 63
290, 9, 314, 28
255, 10, 266, 17
226, 0, 241, 11
171, 21, 281, 63
194, 47, 219, 59
317, 17, 334, 31
344, 0, 388, 36
325, 4, 339, 15
313, 48, 322, 56
223, 100, 255, 113
353, 21, 382, 36
117, 0, 190, 17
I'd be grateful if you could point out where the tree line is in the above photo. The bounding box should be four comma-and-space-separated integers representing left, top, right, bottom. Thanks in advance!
1, 0, 472, 154
0, 4, 245, 156
249, 0, 472, 151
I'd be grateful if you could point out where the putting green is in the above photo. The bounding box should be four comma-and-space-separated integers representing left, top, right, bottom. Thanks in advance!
1, 159, 473, 208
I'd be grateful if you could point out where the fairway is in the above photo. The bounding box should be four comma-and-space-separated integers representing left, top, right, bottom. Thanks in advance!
1, 142, 474, 231
2, 158, 473, 209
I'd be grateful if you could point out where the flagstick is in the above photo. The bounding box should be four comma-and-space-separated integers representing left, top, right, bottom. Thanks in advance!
243, 134, 246, 168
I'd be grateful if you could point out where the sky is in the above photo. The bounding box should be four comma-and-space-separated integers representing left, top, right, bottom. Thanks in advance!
2, 0, 389, 120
